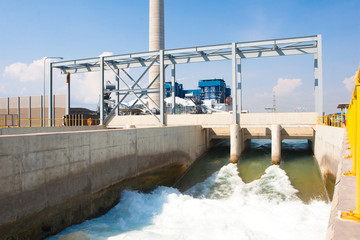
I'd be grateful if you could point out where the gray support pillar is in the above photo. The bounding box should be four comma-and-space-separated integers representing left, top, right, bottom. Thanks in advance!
17, 96, 20, 127
40, 95, 43, 127
29, 96, 31, 127
159, 50, 165, 125
7, 97, 9, 115
171, 64, 176, 114
116, 69, 120, 116
66, 72, 70, 115
49, 62, 53, 126
53, 95, 56, 126
231, 43, 238, 124
148, 0, 164, 110
271, 124, 281, 165
100, 56, 105, 125
230, 124, 241, 163
237, 57, 242, 113
307, 139, 314, 152
314, 34, 323, 115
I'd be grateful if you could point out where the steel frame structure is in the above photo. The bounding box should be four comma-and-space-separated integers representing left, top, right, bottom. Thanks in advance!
49, 35, 323, 126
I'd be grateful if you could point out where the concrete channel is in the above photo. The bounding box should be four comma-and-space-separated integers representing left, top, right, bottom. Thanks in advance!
0, 118, 357, 239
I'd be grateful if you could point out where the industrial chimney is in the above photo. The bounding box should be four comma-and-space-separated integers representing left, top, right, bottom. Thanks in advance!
148, 0, 164, 110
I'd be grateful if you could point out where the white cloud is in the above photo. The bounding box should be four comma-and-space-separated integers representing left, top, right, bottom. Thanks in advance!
99, 52, 113, 57
343, 75, 355, 92
273, 78, 302, 96
3, 58, 44, 82
71, 72, 103, 105
69, 52, 114, 105
1, 52, 115, 108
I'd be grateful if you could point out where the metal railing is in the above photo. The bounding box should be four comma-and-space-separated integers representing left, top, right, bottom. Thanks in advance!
317, 114, 346, 127
0, 117, 100, 128
341, 65, 360, 222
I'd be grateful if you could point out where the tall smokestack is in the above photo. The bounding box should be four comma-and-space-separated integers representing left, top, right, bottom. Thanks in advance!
149, 0, 164, 110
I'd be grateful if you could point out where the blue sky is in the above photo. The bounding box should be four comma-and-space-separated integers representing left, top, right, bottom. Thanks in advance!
0, 0, 359, 113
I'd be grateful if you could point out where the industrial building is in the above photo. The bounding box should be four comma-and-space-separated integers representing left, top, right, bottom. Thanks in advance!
165, 78, 231, 103
164, 82, 185, 98
198, 79, 231, 103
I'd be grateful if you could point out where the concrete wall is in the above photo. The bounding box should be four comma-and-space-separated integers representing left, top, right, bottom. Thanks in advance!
325, 151, 359, 240
0, 125, 209, 239
107, 112, 318, 128
314, 125, 347, 198
107, 113, 233, 128
0, 125, 106, 135
240, 112, 318, 127
315, 126, 360, 240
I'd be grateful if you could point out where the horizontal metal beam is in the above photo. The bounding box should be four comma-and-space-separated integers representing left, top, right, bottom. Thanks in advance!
235, 36, 317, 48
52, 35, 319, 74
60, 47, 317, 74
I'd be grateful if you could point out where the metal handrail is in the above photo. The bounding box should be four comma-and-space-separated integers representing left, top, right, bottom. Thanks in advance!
317, 114, 346, 128
341, 65, 360, 221
0, 118, 100, 128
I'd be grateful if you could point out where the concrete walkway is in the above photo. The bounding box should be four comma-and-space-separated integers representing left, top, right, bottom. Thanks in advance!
326, 137, 360, 240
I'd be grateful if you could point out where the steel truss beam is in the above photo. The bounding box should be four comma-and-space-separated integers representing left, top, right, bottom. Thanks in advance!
103, 58, 168, 124
49, 35, 323, 125
52, 36, 319, 74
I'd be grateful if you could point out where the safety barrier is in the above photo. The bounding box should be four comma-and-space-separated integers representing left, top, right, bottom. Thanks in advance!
0, 118, 100, 128
341, 65, 360, 222
317, 114, 346, 127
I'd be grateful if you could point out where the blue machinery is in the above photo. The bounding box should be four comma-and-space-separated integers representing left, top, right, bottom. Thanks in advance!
165, 79, 230, 103
198, 79, 231, 103
48, 35, 323, 125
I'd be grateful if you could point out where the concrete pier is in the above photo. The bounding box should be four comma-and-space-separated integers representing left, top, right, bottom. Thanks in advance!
230, 124, 241, 163
271, 124, 281, 165
108, 112, 318, 165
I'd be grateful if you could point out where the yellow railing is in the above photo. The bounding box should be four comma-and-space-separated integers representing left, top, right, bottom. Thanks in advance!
0, 118, 100, 128
341, 65, 360, 222
318, 114, 346, 127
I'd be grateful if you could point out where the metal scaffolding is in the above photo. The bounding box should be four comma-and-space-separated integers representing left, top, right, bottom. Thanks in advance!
48, 35, 323, 126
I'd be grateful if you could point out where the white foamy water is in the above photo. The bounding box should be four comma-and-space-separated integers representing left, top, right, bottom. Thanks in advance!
48, 164, 330, 240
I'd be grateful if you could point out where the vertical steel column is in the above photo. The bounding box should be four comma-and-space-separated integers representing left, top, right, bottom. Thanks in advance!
100, 56, 105, 125
159, 50, 165, 124
231, 43, 238, 124
314, 34, 323, 115
171, 64, 176, 114
66, 72, 70, 115
49, 62, 53, 126
17, 97, 20, 127
116, 69, 120, 116
53, 95, 56, 126
40, 95, 43, 127
29, 96, 31, 127
314, 54, 319, 114
237, 56, 242, 114
317, 34, 324, 116
7, 97, 9, 115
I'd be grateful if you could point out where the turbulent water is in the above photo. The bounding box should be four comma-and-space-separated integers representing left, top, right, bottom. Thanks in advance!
48, 140, 330, 240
